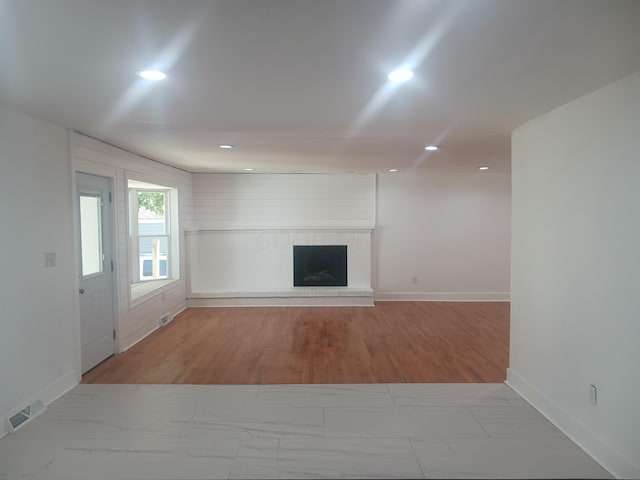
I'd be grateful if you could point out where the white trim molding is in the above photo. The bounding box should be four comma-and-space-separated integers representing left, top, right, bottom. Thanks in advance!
120, 301, 188, 351
1, 370, 77, 438
374, 292, 511, 302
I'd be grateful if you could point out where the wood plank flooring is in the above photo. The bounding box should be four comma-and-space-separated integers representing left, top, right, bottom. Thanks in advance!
82, 301, 510, 384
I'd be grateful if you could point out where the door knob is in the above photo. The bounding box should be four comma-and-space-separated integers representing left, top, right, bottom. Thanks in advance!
79, 288, 85, 294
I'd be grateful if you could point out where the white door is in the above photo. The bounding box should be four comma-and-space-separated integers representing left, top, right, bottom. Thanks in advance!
77, 173, 116, 374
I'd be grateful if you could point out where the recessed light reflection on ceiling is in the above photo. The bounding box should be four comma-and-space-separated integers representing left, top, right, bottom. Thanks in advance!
479, 166, 489, 171
138, 70, 167, 81
424, 145, 438, 151
387, 69, 414, 83
218, 144, 234, 149
388, 169, 398, 172
244, 168, 255, 171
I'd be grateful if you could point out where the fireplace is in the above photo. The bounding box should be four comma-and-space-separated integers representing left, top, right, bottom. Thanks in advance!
293, 245, 347, 287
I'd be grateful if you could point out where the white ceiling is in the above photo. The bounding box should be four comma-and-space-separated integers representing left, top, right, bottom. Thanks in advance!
1, 0, 640, 174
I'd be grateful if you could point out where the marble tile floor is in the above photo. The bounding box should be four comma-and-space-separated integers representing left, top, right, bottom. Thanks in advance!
0, 383, 611, 479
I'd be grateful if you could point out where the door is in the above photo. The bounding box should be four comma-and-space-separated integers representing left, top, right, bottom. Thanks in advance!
77, 173, 115, 373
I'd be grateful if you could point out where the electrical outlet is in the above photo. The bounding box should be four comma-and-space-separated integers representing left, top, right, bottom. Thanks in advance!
44, 252, 56, 267
590, 384, 598, 405
160, 315, 170, 325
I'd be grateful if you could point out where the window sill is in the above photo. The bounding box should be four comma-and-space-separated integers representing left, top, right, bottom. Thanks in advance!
130, 278, 180, 308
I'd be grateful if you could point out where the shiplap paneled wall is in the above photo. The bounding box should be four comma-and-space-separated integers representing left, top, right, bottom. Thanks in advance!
192, 173, 375, 229
71, 133, 193, 350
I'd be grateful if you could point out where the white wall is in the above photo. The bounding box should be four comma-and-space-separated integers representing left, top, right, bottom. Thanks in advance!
0, 104, 77, 436
71, 133, 193, 350
509, 71, 640, 478
375, 172, 511, 301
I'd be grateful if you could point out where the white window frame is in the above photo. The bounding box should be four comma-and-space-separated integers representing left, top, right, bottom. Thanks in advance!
127, 179, 180, 305
129, 188, 171, 283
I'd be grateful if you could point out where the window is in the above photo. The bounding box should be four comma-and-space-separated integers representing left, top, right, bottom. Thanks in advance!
79, 194, 103, 276
128, 179, 179, 302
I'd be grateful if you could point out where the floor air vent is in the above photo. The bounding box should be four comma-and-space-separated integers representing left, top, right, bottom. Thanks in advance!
7, 400, 45, 432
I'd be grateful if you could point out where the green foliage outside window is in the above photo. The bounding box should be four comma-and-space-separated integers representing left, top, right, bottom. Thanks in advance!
138, 192, 165, 216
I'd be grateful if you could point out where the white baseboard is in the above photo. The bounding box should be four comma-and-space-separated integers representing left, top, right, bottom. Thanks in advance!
1, 369, 78, 438
121, 323, 160, 352
170, 305, 187, 321
506, 368, 638, 479
40, 370, 78, 406
374, 292, 511, 302
120, 301, 188, 352
186, 292, 506, 306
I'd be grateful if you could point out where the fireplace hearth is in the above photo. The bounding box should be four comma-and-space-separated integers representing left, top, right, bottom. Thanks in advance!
293, 245, 347, 287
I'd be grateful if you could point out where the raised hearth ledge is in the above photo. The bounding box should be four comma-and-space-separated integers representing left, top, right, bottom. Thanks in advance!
184, 227, 374, 233
187, 288, 374, 307
189, 288, 373, 298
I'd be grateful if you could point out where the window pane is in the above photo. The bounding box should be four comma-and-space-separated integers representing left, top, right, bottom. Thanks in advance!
138, 237, 168, 280
137, 191, 166, 234
80, 194, 103, 276
142, 259, 167, 277
136, 190, 168, 281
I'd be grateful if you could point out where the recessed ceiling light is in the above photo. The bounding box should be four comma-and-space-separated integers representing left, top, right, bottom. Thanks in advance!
138, 70, 166, 81
244, 168, 254, 171
479, 166, 489, 171
218, 144, 234, 149
388, 169, 398, 172
424, 145, 438, 151
387, 69, 414, 83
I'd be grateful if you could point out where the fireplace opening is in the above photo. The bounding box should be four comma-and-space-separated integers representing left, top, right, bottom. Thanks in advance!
293, 245, 347, 287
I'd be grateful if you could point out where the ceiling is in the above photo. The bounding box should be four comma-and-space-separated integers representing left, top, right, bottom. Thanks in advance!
1, 0, 640, 174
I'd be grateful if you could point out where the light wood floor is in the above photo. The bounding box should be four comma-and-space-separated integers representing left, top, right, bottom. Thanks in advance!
82, 301, 510, 384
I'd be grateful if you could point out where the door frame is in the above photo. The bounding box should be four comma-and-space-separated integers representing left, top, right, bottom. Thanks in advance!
71, 155, 120, 381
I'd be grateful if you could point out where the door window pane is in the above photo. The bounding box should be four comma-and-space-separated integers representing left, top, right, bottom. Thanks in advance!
80, 194, 103, 276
